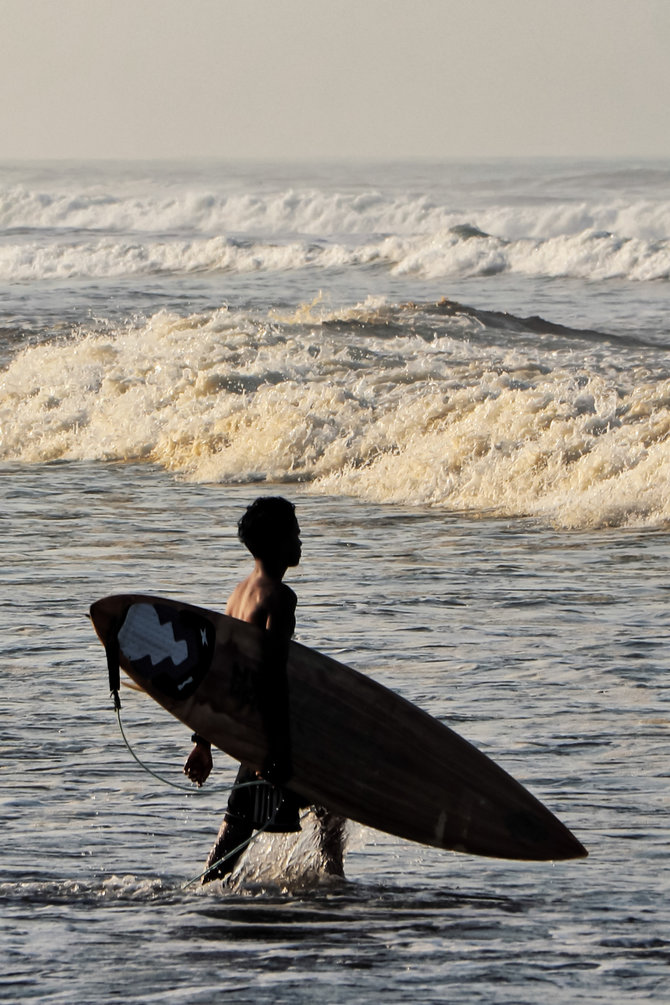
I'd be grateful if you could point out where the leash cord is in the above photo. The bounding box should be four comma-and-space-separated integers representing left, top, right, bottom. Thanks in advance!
183, 799, 312, 890
115, 705, 206, 793
113, 702, 286, 888
181, 811, 278, 890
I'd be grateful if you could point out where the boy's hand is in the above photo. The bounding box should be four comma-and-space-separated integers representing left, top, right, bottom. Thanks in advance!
183, 742, 213, 786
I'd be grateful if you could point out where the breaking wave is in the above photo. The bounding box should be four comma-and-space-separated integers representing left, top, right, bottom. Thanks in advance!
1, 228, 669, 283
2, 168, 669, 283
1, 299, 669, 530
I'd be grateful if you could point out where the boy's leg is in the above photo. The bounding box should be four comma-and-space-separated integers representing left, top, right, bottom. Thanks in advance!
201, 765, 255, 884
312, 805, 346, 876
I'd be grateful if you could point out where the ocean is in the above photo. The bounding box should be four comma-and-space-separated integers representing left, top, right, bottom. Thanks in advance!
1, 159, 669, 1003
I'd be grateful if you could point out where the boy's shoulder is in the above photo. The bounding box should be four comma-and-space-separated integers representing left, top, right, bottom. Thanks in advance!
226, 572, 296, 627
270, 580, 297, 611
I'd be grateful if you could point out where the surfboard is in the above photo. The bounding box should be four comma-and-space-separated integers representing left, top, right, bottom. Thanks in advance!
90, 593, 587, 862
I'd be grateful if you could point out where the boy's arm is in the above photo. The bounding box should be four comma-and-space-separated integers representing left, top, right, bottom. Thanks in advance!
264, 584, 297, 639
260, 584, 297, 784
259, 629, 293, 785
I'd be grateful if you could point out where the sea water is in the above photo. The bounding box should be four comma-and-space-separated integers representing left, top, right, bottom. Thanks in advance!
1, 160, 669, 1003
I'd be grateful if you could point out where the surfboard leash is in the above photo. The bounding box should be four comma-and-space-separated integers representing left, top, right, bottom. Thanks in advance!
181, 785, 313, 890
104, 628, 197, 792
102, 623, 208, 792
181, 801, 280, 891
114, 704, 208, 793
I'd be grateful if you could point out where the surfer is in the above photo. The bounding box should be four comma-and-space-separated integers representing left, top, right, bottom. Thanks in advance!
183, 496, 345, 883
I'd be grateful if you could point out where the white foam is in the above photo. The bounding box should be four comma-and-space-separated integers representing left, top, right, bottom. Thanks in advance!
1, 229, 667, 283
1, 305, 669, 530
3, 176, 669, 238
2, 177, 669, 283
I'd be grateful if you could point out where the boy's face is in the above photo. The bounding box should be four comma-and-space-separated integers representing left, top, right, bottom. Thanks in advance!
285, 520, 302, 567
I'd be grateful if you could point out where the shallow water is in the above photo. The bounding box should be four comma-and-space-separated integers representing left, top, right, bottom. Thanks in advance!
2, 462, 669, 1003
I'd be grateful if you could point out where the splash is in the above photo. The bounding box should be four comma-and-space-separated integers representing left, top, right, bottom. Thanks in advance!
221, 810, 347, 894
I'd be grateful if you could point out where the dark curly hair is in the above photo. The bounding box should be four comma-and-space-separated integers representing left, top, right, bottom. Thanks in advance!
237, 497, 298, 559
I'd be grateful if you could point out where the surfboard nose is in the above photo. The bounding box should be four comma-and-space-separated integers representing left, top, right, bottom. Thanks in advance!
504, 806, 587, 860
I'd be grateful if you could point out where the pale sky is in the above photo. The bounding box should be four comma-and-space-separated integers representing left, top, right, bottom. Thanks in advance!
2, 0, 669, 161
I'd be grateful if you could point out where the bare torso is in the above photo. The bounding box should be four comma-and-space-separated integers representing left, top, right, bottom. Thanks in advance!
225, 560, 297, 639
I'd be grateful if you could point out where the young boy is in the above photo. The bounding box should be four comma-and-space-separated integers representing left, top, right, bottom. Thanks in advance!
183, 496, 344, 882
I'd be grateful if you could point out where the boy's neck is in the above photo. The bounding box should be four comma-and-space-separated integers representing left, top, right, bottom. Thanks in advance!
254, 557, 287, 582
